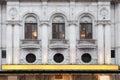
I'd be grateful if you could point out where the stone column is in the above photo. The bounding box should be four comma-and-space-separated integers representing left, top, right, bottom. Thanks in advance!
0, 4, 1, 69
69, 22, 76, 64
105, 23, 111, 64
6, 24, 13, 64
98, 23, 104, 64
41, 22, 48, 64
13, 24, 20, 64
116, 3, 120, 65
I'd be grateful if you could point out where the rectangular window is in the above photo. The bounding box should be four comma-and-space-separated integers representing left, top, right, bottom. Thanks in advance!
111, 50, 115, 58
52, 23, 65, 39
25, 23, 37, 39
80, 23, 92, 39
2, 50, 6, 58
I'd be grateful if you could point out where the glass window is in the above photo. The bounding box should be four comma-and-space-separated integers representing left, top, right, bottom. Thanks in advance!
24, 16, 38, 40
111, 50, 115, 58
2, 50, 6, 58
25, 23, 37, 39
52, 23, 65, 39
80, 23, 92, 39
52, 16, 65, 39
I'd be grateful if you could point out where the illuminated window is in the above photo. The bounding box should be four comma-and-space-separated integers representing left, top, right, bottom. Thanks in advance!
25, 16, 38, 39
80, 16, 92, 39
52, 16, 65, 39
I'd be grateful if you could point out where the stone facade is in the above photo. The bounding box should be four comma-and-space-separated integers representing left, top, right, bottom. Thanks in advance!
0, 0, 119, 68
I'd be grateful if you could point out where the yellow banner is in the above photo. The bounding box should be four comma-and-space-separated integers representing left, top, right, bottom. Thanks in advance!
2, 64, 118, 70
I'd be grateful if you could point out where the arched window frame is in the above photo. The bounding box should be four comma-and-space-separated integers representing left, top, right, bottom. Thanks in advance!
23, 14, 38, 40
51, 15, 66, 40
79, 15, 93, 40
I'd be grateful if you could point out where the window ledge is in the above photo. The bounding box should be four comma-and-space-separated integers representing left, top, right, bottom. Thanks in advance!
49, 39, 69, 49
49, 39, 68, 44
78, 39, 96, 44
77, 39, 96, 49
20, 39, 41, 49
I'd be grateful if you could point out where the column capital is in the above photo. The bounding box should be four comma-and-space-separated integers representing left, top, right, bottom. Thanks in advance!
96, 20, 111, 25
7, 21, 22, 26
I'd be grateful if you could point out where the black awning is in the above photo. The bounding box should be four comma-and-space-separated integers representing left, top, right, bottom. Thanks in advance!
0, 70, 120, 74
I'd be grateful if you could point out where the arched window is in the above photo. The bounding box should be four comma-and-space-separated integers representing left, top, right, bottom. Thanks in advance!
25, 16, 38, 39
80, 16, 92, 39
52, 16, 65, 39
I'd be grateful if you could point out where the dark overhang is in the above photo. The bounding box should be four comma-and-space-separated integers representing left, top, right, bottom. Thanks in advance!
0, 70, 120, 74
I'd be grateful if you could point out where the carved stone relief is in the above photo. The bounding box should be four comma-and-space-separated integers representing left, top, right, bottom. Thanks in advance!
20, 49, 42, 64
100, 7, 109, 20
9, 7, 18, 19
48, 48, 70, 64
76, 48, 97, 64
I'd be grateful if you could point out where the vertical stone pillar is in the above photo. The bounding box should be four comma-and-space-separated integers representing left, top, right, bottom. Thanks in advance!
6, 24, 12, 64
98, 23, 104, 64
105, 23, 111, 64
41, 22, 48, 64
116, 4, 120, 65
0, 4, 2, 69
69, 22, 76, 64
13, 24, 20, 64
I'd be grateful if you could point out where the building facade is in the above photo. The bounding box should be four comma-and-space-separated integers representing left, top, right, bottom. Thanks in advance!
0, 0, 120, 80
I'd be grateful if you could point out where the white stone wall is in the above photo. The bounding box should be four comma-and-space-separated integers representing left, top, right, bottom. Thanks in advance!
1, 1, 119, 66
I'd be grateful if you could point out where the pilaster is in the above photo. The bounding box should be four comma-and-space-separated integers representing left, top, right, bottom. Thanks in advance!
41, 22, 49, 64
105, 23, 111, 64
69, 21, 76, 64
13, 24, 20, 64
6, 24, 12, 64
97, 23, 104, 64
0, 4, 1, 69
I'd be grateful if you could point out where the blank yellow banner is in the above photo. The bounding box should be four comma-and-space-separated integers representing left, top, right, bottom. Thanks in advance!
2, 64, 118, 70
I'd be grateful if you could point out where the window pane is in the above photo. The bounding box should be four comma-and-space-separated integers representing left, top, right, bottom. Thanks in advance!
25, 23, 37, 39
111, 50, 115, 58
2, 50, 6, 58
52, 23, 65, 39
80, 23, 86, 39
86, 23, 92, 39
80, 23, 92, 39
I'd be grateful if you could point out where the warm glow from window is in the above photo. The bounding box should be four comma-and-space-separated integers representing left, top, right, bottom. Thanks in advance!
32, 31, 37, 37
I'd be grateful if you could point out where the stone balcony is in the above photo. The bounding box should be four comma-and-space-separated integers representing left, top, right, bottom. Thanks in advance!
49, 39, 69, 49
77, 39, 96, 49
20, 39, 41, 49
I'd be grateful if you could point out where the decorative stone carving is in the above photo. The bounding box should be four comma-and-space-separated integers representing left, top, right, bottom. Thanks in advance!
9, 7, 18, 19
80, 16, 92, 23
25, 16, 37, 23
76, 48, 98, 64
20, 49, 42, 64
100, 7, 109, 20
48, 49, 70, 64
49, 40, 68, 49
52, 16, 65, 23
